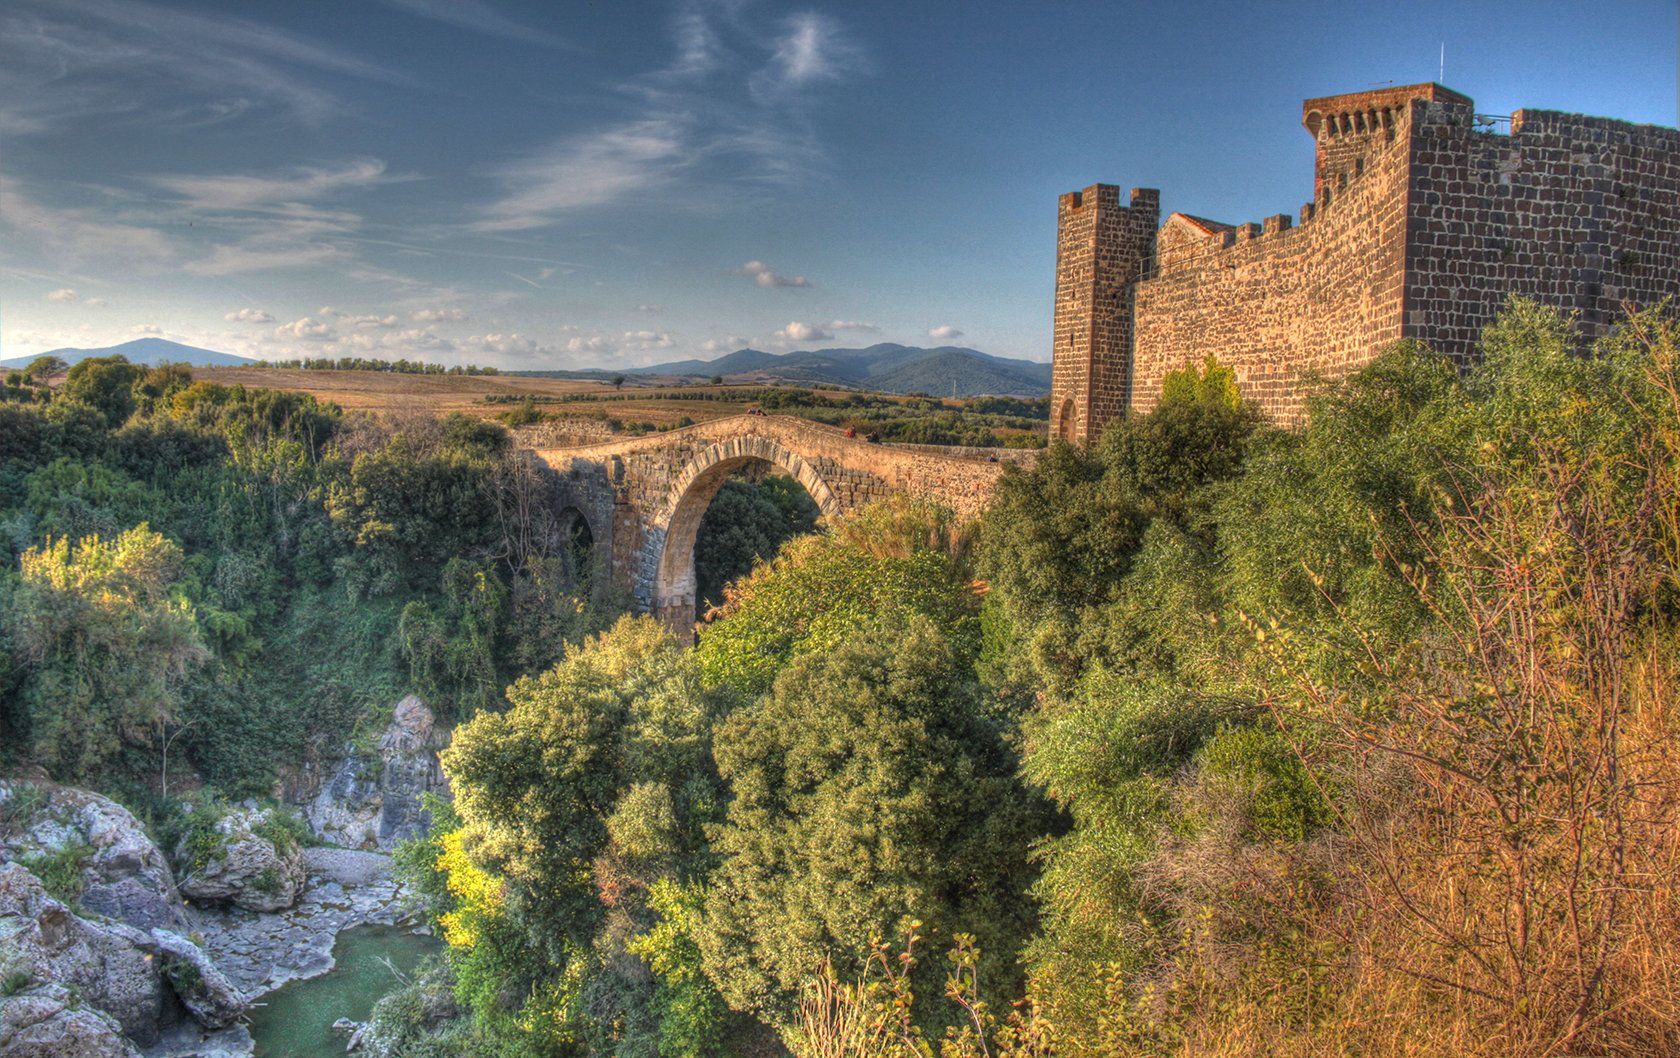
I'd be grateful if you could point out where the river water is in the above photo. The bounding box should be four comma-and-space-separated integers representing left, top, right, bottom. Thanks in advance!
246, 923, 442, 1057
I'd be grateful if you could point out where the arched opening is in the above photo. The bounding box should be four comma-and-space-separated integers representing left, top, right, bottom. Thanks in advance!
693, 465, 821, 616
556, 506, 597, 592
646, 440, 841, 635
1057, 398, 1078, 442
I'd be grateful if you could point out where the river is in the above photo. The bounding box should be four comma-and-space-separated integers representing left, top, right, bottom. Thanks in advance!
246, 923, 442, 1057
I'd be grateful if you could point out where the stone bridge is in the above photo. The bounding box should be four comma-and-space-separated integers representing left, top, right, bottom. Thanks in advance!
529, 414, 1028, 632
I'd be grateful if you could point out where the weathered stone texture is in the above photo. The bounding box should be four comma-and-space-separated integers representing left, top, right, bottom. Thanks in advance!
1056, 84, 1680, 431
530, 414, 1018, 631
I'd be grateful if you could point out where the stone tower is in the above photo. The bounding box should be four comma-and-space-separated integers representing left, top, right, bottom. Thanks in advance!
1049, 185, 1159, 444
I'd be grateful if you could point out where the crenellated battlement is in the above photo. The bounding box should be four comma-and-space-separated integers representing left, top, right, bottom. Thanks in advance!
1052, 84, 1680, 432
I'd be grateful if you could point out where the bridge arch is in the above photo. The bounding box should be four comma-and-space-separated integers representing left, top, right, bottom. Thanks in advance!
643, 436, 843, 632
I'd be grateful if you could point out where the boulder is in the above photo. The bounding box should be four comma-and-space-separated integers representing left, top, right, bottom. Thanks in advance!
304, 696, 451, 851
0, 863, 165, 1045
0, 981, 142, 1058
147, 929, 248, 1030
0, 780, 187, 933
175, 807, 307, 913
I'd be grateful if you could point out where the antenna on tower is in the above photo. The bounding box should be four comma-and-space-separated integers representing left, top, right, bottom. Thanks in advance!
1439, 42, 1445, 84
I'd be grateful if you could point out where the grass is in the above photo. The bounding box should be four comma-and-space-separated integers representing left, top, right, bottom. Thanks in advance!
19, 843, 93, 908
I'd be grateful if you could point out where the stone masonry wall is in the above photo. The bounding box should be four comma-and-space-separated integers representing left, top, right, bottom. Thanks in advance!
1051, 185, 1159, 442
1057, 84, 1680, 432
1129, 99, 1413, 423
1402, 104, 1680, 357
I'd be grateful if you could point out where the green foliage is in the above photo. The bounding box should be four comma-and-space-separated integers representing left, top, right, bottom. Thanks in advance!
701, 615, 1046, 1028
19, 843, 93, 907
6, 526, 208, 783
438, 617, 730, 1055
60, 356, 146, 426
696, 498, 978, 697
692, 474, 821, 611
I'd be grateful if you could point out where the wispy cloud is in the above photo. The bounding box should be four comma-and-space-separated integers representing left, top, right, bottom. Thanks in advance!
186, 242, 344, 276
412, 307, 471, 322
226, 308, 274, 323
732, 260, 810, 288
751, 12, 865, 104
475, 119, 689, 232
149, 159, 399, 214
828, 320, 878, 333
471, 4, 866, 231
0, 0, 408, 132
370, 0, 573, 48
46, 288, 80, 302
1, 172, 176, 262
927, 325, 964, 340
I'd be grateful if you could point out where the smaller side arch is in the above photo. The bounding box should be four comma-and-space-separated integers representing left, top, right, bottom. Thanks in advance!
641, 437, 841, 634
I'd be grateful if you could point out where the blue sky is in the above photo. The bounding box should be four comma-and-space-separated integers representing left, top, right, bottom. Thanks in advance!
2, 0, 1675, 368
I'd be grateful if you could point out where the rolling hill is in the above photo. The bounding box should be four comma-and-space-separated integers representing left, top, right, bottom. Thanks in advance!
1, 337, 258, 369
625, 343, 1051, 396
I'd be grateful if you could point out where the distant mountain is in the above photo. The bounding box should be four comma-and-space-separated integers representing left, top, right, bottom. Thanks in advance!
627, 343, 1051, 396
1, 337, 257, 369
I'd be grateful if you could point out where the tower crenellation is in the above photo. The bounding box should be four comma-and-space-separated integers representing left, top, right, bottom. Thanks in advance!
1052, 84, 1680, 437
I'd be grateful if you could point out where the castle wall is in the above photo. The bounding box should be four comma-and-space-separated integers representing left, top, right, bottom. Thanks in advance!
1050, 185, 1158, 443
1101, 89, 1680, 427
1127, 103, 1414, 422
1403, 105, 1680, 358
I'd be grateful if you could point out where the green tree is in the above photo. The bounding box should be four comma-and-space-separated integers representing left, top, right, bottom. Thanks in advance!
437, 617, 732, 1056
59, 355, 146, 427
701, 615, 1045, 1031
692, 474, 820, 612
5, 525, 208, 782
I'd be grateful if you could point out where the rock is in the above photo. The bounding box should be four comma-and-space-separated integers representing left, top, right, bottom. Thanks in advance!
0, 780, 187, 933
303, 696, 451, 851
0, 981, 142, 1058
184, 852, 403, 999
174, 808, 307, 913
0, 863, 166, 1045
331, 1017, 363, 1037
147, 929, 248, 1030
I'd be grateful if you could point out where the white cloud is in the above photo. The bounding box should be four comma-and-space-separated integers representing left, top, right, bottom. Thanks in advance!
751, 13, 866, 103
732, 260, 810, 288
150, 158, 394, 213
701, 336, 750, 353
412, 307, 470, 322
226, 307, 275, 322
636, 304, 663, 313
465, 333, 544, 357
368, 0, 572, 47
46, 288, 80, 302
185, 242, 343, 276
565, 335, 617, 355
277, 316, 337, 341
474, 118, 688, 232
621, 330, 675, 350
470, 8, 866, 231
828, 320, 878, 332
776, 321, 832, 342
86, 297, 107, 307
131, 324, 163, 335
927, 325, 964, 341
1, 174, 176, 263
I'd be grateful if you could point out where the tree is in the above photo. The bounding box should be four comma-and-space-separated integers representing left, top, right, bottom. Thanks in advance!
5, 525, 208, 782
701, 615, 1045, 1030
60, 355, 145, 426
692, 474, 820, 612
437, 617, 733, 1056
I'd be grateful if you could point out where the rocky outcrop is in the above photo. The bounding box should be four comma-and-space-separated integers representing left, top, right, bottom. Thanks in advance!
0, 863, 248, 1051
147, 928, 247, 1030
0, 781, 188, 933
174, 807, 307, 913
0, 981, 142, 1058
185, 848, 408, 998
304, 696, 451, 851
